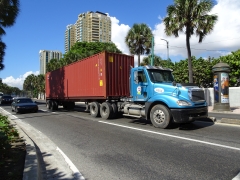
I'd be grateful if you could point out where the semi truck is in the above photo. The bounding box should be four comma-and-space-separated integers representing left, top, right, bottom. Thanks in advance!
45, 51, 208, 128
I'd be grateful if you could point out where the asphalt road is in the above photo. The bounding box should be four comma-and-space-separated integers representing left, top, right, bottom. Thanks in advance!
1, 102, 240, 180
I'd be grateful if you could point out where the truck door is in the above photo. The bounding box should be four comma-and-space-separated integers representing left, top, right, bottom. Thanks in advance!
132, 70, 149, 102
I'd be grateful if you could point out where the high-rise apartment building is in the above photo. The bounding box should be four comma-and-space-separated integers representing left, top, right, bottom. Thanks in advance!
39, 50, 62, 74
64, 11, 112, 52
64, 24, 76, 53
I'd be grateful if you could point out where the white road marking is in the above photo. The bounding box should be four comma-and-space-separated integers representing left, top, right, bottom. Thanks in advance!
99, 121, 240, 151
233, 172, 240, 180
56, 147, 85, 180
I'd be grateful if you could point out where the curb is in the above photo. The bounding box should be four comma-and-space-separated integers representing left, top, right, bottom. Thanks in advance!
208, 116, 240, 125
219, 118, 240, 125
0, 108, 39, 180
16, 125, 39, 180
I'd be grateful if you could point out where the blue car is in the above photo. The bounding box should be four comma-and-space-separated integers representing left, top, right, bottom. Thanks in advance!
0, 95, 13, 104
11, 97, 38, 113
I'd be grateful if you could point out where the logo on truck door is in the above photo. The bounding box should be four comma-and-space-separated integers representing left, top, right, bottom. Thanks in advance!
137, 86, 141, 94
154, 88, 164, 93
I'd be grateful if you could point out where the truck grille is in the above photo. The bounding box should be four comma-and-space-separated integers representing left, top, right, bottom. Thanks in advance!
191, 90, 205, 102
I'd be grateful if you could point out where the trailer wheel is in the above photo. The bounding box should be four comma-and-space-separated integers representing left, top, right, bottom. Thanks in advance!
52, 101, 58, 110
150, 104, 171, 129
47, 100, 53, 110
100, 102, 113, 119
111, 103, 118, 118
90, 102, 100, 117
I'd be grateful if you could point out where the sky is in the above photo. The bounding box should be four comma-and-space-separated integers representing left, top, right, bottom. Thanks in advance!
1, 0, 240, 90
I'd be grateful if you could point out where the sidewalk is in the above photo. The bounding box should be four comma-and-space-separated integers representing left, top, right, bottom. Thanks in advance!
208, 106, 240, 125
208, 106, 240, 114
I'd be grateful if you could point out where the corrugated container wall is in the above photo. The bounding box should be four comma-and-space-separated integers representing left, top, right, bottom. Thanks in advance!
45, 51, 134, 100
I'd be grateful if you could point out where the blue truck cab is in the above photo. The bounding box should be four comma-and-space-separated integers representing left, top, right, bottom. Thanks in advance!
127, 65, 208, 128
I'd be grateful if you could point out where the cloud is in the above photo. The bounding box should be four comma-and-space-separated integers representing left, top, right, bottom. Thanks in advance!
102, 0, 240, 65
153, 0, 240, 60
111, 16, 130, 55
111, 17, 148, 66
2, 71, 39, 90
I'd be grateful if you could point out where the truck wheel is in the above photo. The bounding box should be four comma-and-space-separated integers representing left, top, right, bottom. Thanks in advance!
150, 105, 171, 129
100, 102, 113, 119
90, 102, 100, 117
111, 103, 118, 118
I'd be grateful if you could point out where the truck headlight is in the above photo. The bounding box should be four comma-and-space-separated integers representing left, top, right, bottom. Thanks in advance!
177, 100, 192, 106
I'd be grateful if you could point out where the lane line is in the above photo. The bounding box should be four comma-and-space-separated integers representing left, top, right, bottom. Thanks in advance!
56, 147, 85, 180
99, 121, 240, 151
233, 172, 240, 180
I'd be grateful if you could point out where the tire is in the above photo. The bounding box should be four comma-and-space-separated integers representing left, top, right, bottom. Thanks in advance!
49, 100, 54, 111
46, 100, 52, 110
150, 105, 171, 129
15, 107, 19, 114
90, 102, 100, 117
54, 101, 59, 110
111, 103, 118, 118
100, 102, 113, 119
52, 101, 58, 111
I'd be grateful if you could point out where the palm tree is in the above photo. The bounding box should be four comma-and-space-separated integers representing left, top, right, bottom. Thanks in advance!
0, 41, 6, 70
46, 59, 60, 72
163, 0, 218, 83
0, 0, 20, 70
36, 74, 45, 99
125, 23, 153, 66
23, 74, 35, 97
0, 0, 20, 36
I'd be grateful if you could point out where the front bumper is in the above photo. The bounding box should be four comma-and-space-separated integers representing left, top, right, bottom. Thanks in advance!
17, 106, 38, 113
171, 106, 208, 123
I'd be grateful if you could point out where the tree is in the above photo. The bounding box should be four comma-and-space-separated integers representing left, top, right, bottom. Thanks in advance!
47, 42, 122, 72
46, 58, 60, 72
35, 74, 45, 99
172, 56, 213, 87
163, 0, 218, 83
140, 54, 175, 69
0, 41, 6, 70
0, 0, 20, 69
23, 74, 35, 97
125, 23, 153, 66
212, 49, 240, 87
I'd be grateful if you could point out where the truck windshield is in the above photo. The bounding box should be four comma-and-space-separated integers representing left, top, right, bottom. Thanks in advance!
147, 69, 174, 83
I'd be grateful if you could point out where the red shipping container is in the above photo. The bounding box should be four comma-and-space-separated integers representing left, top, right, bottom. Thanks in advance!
45, 51, 134, 100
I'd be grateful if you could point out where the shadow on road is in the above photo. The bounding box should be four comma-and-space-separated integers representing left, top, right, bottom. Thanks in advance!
128, 117, 214, 131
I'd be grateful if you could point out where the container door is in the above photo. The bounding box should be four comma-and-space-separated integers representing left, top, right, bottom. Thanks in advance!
132, 70, 149, 102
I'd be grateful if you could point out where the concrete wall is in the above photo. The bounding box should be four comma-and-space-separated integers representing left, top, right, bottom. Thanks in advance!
204, 87, 240, 107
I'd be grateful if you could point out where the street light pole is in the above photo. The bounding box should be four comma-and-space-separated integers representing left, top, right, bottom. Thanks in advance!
161, 39, 169, 60
151, 36, 154, 66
